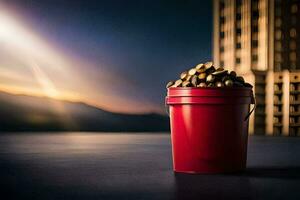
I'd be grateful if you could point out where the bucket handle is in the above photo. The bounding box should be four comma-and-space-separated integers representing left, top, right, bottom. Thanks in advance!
244, 94, 256, 121
165, 99, 170, 116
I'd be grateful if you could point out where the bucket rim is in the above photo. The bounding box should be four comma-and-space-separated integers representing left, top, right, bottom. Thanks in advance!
167, 87, 252, 91
167, 87, 253, 97
167, 87, 253, 96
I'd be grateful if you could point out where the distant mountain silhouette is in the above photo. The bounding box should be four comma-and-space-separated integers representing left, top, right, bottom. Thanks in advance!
0, 92, 169, 132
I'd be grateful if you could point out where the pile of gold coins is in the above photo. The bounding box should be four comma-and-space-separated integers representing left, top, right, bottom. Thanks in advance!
166, 61, 253, 88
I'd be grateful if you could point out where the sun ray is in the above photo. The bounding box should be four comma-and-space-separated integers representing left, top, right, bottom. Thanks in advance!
28, 61, 59, 99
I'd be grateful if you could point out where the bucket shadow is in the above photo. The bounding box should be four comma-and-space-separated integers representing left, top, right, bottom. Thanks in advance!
239, 166, 300, 180
173, 173, 254, 200
173, 166, 300, 200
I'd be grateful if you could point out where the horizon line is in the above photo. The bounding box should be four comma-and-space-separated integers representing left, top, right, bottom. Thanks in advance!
0, 88, 165, 116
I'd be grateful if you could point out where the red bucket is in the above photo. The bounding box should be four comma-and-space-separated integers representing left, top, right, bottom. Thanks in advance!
166, 87, 255, 174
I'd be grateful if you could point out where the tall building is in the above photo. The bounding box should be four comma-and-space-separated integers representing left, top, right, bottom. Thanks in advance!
213, 0, 300, 136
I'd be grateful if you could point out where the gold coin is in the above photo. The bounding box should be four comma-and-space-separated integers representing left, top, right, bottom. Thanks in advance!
196, 65, 207, 73
166, 81, 174, 88
236, 76, 245, 83
197, 82, 207, 87
222, 75, 231, 82
206, 74, 215, 82
207, 83, 215, 87
180, 71, 188, 80
229, 71, 237, 77
188, 68, 197, 76
186, 75, 192, 81
244, 82, 253, 88
225, 79, 233, 87
216, 67, 224, 71
216, 81, 224, 87
198, 73, 207, 80
234, 81, 244, 87
191, 75, 198, 87
174, 79, 183, 87
212, 70, 228, 76
205, 66, 216, 74
195, 63, 204, 70
182, 81, 192, 87
204, 61, 213, 68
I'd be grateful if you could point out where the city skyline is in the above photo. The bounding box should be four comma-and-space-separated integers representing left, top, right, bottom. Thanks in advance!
213, 0, 300, 136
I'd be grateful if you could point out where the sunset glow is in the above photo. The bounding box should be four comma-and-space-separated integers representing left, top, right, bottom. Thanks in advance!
0, 1, 210, 115
0, 8, 159, 113
29, 61, 59, 99
0, 10, 74, 100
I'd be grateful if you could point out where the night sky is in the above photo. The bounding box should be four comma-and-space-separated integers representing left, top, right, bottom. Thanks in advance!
0, 0, 212, 114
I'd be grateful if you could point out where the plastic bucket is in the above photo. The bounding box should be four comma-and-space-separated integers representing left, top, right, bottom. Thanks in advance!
166, 87, 255, 174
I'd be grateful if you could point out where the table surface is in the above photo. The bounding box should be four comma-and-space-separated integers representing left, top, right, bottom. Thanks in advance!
0, 133, 300, 200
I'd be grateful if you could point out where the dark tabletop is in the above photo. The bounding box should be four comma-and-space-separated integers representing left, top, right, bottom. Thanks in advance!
0, 133, 300, 200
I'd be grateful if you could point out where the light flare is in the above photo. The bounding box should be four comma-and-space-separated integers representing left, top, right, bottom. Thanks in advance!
0, 10, 66, 71
0, 8, 159, 114
29, 61, 59, 99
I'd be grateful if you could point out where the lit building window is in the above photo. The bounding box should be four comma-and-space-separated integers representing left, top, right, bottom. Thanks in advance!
290, 28, 297, 38
252, 19, 258, 26
220, 61, 224, 67
236, 5, 242, 13
252, 33, 258, 40
275, 62, 282, 70
252, 26, 259, 33
220, 10, 225, 17
275, 18, 282, 27
291, 16, 297, 25
275, 7, 281, 16
220, 16, 225, 24
252, 10, 259, 19
275, 53, 282, 62
220, 1, 225, 10
291, 4, 298, 13
290, 52, 296, 61
252, 54, 258, 62
290, 41, 296, 50
275, 41, 282, 51
220, 46, 224, 52
252, 40, 258, 47
252, 2, 258, 10
291, 62, 296, 69
236, 13, 242, 20
275, 30, 282, 40
220, 31, 225, 38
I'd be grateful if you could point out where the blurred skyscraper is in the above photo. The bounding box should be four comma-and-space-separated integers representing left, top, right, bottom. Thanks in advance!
213, 0, 300, 136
